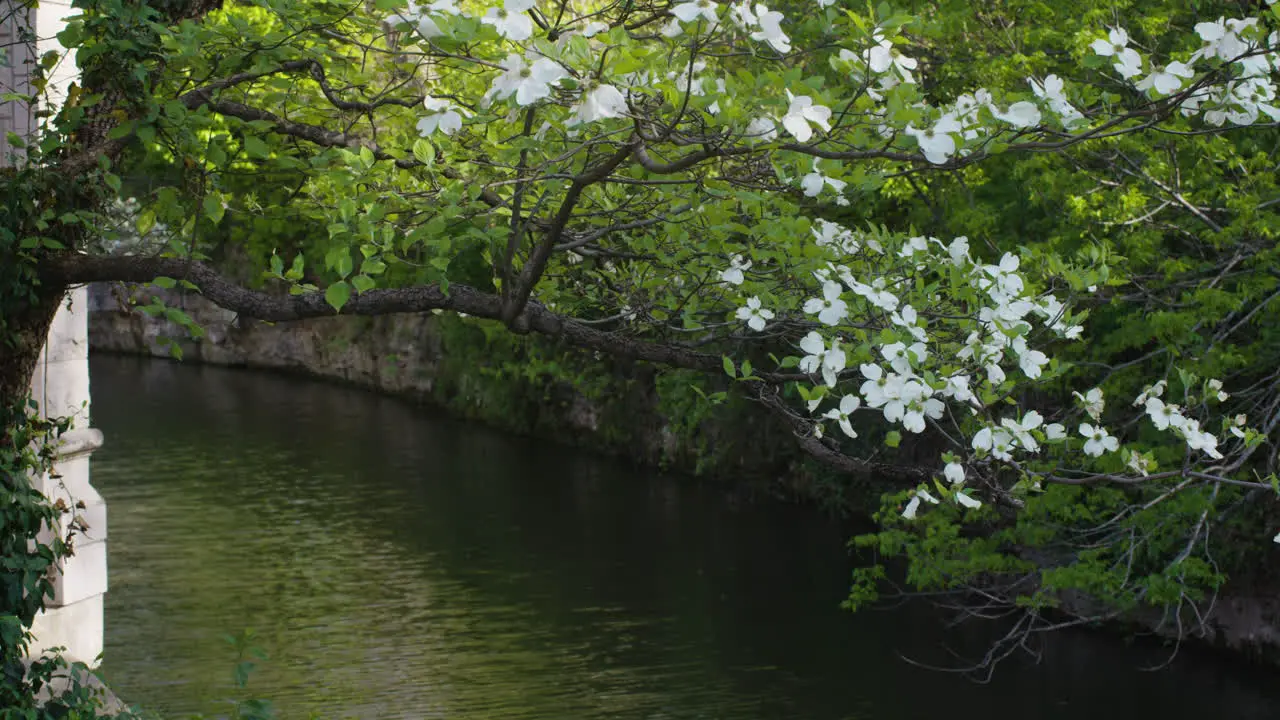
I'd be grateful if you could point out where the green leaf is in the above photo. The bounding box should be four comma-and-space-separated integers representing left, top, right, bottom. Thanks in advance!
325, 281, 351, 312
352, 274, 376, 293
885, 431, 902, 448
203, 195, 225, 225
722, 356, 736, 378
412, 139, 436, 166
136, 209, 156, 236
243, 136, 270, 159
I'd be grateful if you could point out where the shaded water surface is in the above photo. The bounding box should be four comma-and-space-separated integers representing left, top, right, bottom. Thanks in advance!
90, 356, 1280, 719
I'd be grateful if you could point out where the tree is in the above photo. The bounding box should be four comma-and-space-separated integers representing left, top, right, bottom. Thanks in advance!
3, 0, 1280, 674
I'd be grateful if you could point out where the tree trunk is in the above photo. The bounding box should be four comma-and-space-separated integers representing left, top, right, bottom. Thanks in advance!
0, 289, 61, 414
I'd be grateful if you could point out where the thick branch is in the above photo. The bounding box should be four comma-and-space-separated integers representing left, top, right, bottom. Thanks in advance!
44, 252, 924, 482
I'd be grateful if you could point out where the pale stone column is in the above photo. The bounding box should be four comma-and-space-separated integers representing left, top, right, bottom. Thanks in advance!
26, 288, 108, 666
2, 1, 105, 667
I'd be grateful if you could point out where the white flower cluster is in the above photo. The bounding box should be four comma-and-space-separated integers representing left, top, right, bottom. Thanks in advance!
1090, 20, 1280, 125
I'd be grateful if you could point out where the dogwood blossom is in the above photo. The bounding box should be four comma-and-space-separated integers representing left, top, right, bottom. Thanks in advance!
864, 32, 918, 84
671, 0, 720, 25
1074, 388, 1104, 420
481, 0, 536, 40
489, 54, 568, 106
944, 462, 965, 485
798, 332, 846, 388
720, 254, 752, 285
824, 394, 862, 438
745, 4, 790, 53
1001, 411, 1043, 452
1137, 62, 1194, 95
745, 116, 778, 142
417, 97, 465, 136
801, 163, 847, 198
781, 92, 832, 142
881, 341, 926, 375
1080, 423, 1119, 457
1145, 398, 1186, 431
955, 491, 982, 510
905, 115, 962, 164
571, 84, 627, 124
1030, 74, 1085, 127
1091, 26, 1144, 79
804, 281, 849, 325
735, 296, 774, 331
992, 101, 1041, 128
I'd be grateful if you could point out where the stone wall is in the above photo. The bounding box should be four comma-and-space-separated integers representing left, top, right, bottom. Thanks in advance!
87, 283, 839, 502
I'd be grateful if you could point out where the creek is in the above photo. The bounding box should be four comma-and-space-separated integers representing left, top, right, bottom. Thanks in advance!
89, 356, 1280, 719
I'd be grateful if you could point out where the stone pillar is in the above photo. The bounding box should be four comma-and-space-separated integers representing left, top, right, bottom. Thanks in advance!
1, 1, 104, 667
26, 288, 108, 667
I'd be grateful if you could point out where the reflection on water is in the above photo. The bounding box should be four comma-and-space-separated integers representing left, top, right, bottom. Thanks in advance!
89, 356, 1280, 719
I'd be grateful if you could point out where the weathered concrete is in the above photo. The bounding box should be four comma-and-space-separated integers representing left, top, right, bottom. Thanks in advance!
26, 289, 109, 667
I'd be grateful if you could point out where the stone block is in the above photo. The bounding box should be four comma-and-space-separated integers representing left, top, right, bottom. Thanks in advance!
27, 594, 104, 667
29, 356, 91, 427
42, 289, 90, 364
50, 539, 107, 607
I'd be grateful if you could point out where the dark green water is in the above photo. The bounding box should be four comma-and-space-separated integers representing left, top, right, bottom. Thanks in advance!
90, 356, 1280, 719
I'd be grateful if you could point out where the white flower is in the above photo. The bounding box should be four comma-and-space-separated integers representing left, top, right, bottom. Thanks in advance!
1030, 74, 1084, 127
1079, 423, 1119, 457
846, 276, 898, 312
1133, 380, 1167, 406
823, 394, 862, 438
992, 101, 1041, 128
1193, 17, 1257, 63
947, 236, 970, 265
719, 254, 752, 285
745, 116, 778, 142
660, 15, 684, 36
905, 114, 962, 164
798, 332, 846, 388
749, 4, 790, 53
1074, 387, 1104, 421
781, 91, 832, 142
571, 84, 627, 124
859, 364, 901, 408
955, 491, 982, 510
489, 54, 568, 106
944, 462, 965, 485
1001, 410, 1043, 453
1126, 451, 1153, 477
671, 0, 720, 24
1136, 62, 1194, 95
800, 163, 847, 197
1090, 26, 1143, 79
1207, 378, 1229, 402
481, 0, 536, 40
417, 97, 465, 136
1044, 423, 1066, 441
1231, 414, 1248, 439
973, 426, 1015, 461
1015, 346, 1049, 379
901, 495, 921, 519
1187, 430, 1224, 459
581, 20, 609, 37
864, 33, 918, 84
735, 296, 774, 331
1145, 398, 1185, 431
804, 281, 848, 326
881, 341, 926, 375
